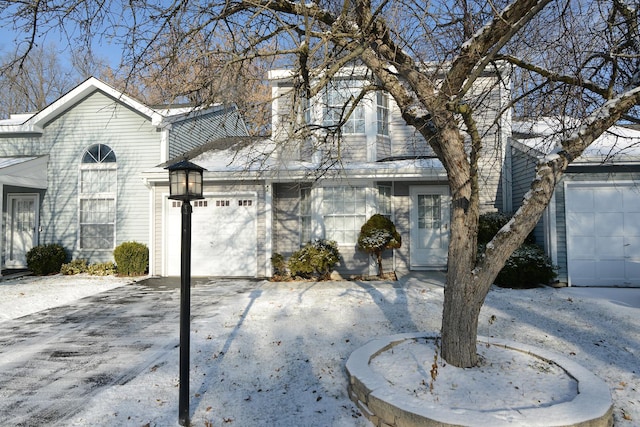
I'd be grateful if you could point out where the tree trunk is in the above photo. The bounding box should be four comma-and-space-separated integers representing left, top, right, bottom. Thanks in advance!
440, 197, 486, 368
376, 252, 384, 277
441, 276, 483, 368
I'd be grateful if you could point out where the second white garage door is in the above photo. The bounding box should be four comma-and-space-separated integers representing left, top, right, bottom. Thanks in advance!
166, 194, 258, 277
565, 182, 640, 286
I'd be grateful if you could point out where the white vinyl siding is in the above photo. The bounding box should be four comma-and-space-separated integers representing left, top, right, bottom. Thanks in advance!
0, 91, 160, 262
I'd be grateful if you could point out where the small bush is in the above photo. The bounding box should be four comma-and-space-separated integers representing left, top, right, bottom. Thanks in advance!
357, 214, 402, 277
60, 259, 89, 275
271, 253, 288, 280
494, 244, 557, 288
478, 212, 512, 245
87, 262, 117, 276
26, 244, 67, 275
288, 239, 341, 280
478, 212, 535, 245
113, 241, 148, 276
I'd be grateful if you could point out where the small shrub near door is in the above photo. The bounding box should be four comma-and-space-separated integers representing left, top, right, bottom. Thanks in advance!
478, 212, 556, 288
288, 239, 341, 280
60, 259, 89, 275
271, 253, 288, 280
26, 244, 67, 275
357, 214, 402, 277
494, 244, 557, 288
113, 241, 149, 276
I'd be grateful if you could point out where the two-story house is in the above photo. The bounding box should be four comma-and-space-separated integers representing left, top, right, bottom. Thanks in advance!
0, 77, 248, 275
144, 66, 512, 277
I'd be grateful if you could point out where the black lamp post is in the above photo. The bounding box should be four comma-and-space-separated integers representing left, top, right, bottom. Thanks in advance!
166, 160, 205, 426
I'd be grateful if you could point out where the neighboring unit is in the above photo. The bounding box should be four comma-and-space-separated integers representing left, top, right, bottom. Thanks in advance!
0, 77, 248, 275
511, 119, 640, 287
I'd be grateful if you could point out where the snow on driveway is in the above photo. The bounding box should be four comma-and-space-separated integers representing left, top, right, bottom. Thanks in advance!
0, 274, 638, 426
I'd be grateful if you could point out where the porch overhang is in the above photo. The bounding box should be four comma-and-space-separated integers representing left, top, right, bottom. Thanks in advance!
0, 156, 49, 189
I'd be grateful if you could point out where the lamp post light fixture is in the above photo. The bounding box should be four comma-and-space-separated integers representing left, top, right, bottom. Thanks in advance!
166, 160, 205, 426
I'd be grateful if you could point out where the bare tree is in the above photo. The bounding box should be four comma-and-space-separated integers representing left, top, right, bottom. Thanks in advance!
1, 0, 639, 368
0, 44, 81, 118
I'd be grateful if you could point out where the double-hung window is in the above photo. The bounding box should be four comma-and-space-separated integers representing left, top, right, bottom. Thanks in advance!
377, 184, 392, 219
323, 81, 365, 134
376, 92, 389, 136
300, 186, 312, 244
79, 144, 116, 250
323, 186, 367, 244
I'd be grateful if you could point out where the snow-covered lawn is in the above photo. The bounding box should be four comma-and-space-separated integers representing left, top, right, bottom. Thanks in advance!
0, 274, 637, 426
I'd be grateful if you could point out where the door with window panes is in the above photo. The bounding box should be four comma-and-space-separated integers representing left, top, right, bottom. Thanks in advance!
6, 194, 39, 268
410, 186, 450, 268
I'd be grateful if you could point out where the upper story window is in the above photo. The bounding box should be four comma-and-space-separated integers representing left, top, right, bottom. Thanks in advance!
79, 144, 117, 250
377, 92, 389, 136
323, 82, 365, 134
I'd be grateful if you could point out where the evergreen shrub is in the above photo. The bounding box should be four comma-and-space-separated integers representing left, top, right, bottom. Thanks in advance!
288, 239, 341, 280
478, 212, 556, 288
60, 259, 89, 275
113, 241, 148, 276
271, 253, 288, 280
26, 244, 67, 275
357, 214, 401, 276
87, 262, 117, 276
494, 244, 557, 288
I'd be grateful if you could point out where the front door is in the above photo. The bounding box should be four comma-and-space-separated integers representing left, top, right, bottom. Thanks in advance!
410, 186, 450, 269
6, 194, 39, 268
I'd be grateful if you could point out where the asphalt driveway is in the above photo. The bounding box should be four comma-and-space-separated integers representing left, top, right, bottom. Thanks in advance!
0, 277, 259, 426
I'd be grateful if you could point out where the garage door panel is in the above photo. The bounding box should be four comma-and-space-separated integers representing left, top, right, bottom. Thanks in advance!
625, 213, 640, 234
596, 236, 624, 257
567, 212, 594, 233
566, 183, 639, 286
566, 188, 594, 211
568, 236, 595, 257
595, 260, 626, 281
623, 190, 640, 211
166, 195, 258, 277
625, 236, 640, 258
594, 188, 623, 211
595, 213, 623, 236
569, 260, 596, 280
624, 261, 640, 284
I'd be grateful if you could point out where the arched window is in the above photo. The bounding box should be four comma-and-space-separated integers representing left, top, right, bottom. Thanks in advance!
79, 144, 117, 250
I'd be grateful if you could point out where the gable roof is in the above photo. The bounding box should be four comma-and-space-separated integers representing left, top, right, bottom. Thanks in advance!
0, 77, 237, 136
512, 119, 640, 164
0, 77, 166, 135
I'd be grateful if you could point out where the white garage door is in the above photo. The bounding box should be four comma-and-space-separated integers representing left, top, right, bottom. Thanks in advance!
166, 194, 258, 277
566, 183, 640, 286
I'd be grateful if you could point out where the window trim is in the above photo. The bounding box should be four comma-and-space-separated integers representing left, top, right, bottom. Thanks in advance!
323, 82, 366, 134
78, 144, 117, 251
376, 92, 390, 136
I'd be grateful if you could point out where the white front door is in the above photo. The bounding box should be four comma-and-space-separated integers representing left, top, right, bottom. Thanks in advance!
410, 186, 450, 269
6, 194, 39, 268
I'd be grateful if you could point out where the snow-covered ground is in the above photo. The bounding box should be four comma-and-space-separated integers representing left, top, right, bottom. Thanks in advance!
0, 274, 638, 426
